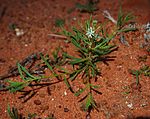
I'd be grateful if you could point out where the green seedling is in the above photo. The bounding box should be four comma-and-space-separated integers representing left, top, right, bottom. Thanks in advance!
6, 63, 45, 92
27, 113, 37, 119
116, 8, 137, 40
122, 86, 131, 95
129, 69, 141, 85
7, 105, 50, 119
117, 7, 135, 31
7, 105, 21, 119
55, 18, 65, 27
103, 7, 137, 46
62, 17, 116, 112
9, 23, 17, 31
40, 48, 68, 80
45, 113, 56, 119
52, 47, 66, 65
140, 65, 150, 77
76, 0, 99, 13
116, 6, 137, 46
129, 65, 150, 85
103, 7, 136, 33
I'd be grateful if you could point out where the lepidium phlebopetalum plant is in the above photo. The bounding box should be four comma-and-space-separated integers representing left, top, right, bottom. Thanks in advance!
62, 17, 117, 114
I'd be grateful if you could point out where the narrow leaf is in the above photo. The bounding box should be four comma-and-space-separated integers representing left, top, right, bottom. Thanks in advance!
74, 87, 86, 96
17, 63, 25, 80
18, 63, 37, 79
40, 53, 55, 74
64, 76, 74, 93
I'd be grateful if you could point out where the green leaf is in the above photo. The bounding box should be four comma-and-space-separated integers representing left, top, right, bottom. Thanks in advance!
17, 62, 25, 80
7, 105, 13, 119
76, 2, 97, 13
40, 53, 54, 73
55, 18, 65, 27
56, 66, 70, 74
62, 28, 72, 37
117, 9, 123, 27
74, 87, 87, 96
52, 47, 60, 62
7, 80, 23, 86
124, 12, 135, 23
95, 38, 111, 48
69, 65, 86, 81
129, 69, 141, 85
85, 95, 92, 111
118, 28, 137, 33
90, 84, 100, 89
70, 70, 81, 81
6, 81, 28, 92
70, 58, 89, 65
64, 77, 71, 90
97, 45, 114, 50
18, 63, 37, 80
63, 52, 77, 59
71, 36, 81, 48
85, 16, 92, 30
71, 36, 88, 53
89, 64, 95, 77
83, 66, 90, 79
7, 105, 20, 119
84, 93, 97, 111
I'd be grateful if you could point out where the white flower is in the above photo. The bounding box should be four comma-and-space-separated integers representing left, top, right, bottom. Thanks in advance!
86, 27, 95, 38
145, 22, 150, 32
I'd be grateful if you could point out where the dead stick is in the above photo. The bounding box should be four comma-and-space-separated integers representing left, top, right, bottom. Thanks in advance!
48, 34, 67, 39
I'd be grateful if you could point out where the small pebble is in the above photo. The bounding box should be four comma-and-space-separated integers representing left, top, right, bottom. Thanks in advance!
64, 107, 69, 112
15, 28, 24, 36
24, 44, 28, 47
51, 98, 54, 101
64, 91, 67, 96
73, 17, 77, 21
34, 100, 41, 105
39, 93, 46, 98
140, 103, 147, 107
41, 105, 49, 111
58, 105, 61, 108
126, 101, 133, 109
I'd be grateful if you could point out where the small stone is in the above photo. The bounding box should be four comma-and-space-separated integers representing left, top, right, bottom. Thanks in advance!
140, 103, 147, 107
64, 91, 67, 96
24, 44, 28, 47
39, 93, 46, 98
15, 28, 24, 36
73, 17, 77, 21
41, 105, 49, 110
58, 105, 61, 108
126, 101, 133, 109
34, 100, 41, 105
51, 98, 54, 101
64, 107, 69, 112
